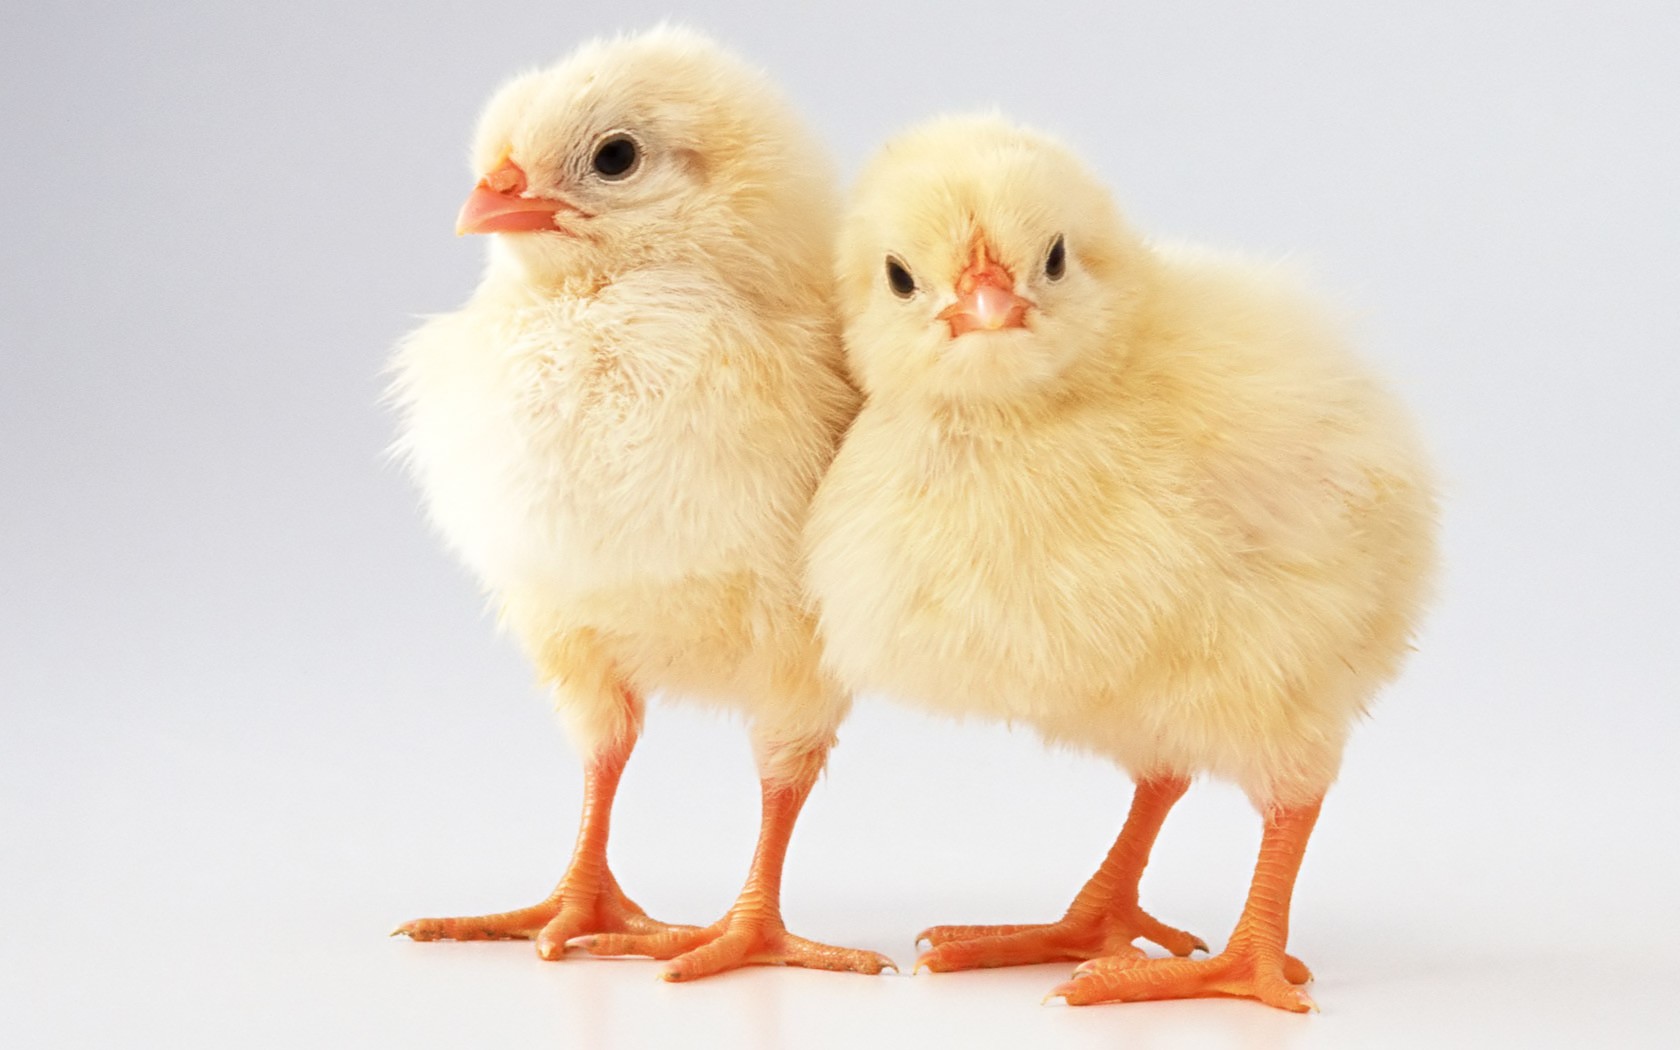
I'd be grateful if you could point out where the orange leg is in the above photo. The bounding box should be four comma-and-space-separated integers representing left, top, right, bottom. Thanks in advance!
392, 728, 690, 955
575, 747, 895, 979
917, 775, 1205, 972
1052, 798, 1323, 1012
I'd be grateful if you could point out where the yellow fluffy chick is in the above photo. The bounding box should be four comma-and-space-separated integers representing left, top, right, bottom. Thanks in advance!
805, 114, 1436, 1011
388, 28, 889, 980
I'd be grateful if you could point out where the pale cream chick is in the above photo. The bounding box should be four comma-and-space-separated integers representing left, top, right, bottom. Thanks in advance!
389, 27, 887, 980
806, 114, 1436, 1010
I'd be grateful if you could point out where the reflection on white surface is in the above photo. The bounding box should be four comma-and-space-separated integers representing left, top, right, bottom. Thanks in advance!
5, 695, 1675, 1050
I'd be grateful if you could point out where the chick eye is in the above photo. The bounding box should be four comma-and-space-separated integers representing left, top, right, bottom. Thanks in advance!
1045, 235, 1067, 281
592, 134, 639, 180
885, 256, 916, 298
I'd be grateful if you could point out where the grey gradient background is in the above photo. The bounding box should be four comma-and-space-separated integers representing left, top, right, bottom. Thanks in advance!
3, 2, 1677, 1047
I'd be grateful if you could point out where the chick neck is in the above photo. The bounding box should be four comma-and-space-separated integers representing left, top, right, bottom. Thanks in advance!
915, 361, 1115, 437
482, 227, 821, 317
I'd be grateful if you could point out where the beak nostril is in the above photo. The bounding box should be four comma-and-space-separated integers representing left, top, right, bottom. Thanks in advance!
457, 159, 583, 236
941, 238, 1030, 335
482, 161, 528, 196
479, 145, 529, 196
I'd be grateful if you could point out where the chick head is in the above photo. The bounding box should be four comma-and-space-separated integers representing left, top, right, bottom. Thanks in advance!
837, 114, 1146, 405
459, 26, 835, 294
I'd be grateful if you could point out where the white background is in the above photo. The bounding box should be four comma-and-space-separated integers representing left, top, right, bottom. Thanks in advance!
3, 2, 1677, 1047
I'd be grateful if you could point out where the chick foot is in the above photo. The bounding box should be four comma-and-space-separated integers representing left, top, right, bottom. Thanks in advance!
574, 910, 895, 980
1049, 799, 1325, 1012
391, 730, 694, 958
1050, 947, 1315, 1012
393, 873, 692, 958
916, 904, 1205, 972
574, 750, 895, 980
918, 774, 1200, 972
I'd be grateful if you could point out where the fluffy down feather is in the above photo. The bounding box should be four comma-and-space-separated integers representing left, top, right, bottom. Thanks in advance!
809, 114, 1435, 808
387, 28, 886, 980
391, 27, 857, 765
805, 114, 1437, 1009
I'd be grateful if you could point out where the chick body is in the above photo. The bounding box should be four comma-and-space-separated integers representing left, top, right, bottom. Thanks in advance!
812, 243, 1432, 806
806, 114, 1436, 1008
390, 28, 882, 979
397, 263, 852, 761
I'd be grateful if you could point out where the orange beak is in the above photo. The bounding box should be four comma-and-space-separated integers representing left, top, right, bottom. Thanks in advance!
937, 239, 1031, 337
455, 152, 582, 235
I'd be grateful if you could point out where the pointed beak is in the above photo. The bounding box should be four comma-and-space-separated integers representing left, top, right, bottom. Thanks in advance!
936, 240, 1031, 336
455, 153, 582, 236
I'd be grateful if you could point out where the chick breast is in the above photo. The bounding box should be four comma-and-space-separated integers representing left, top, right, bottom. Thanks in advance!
395, 264, 856, 749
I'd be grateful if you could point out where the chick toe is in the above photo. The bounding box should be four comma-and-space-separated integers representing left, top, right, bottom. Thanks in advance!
1053, 951, 1316, 1012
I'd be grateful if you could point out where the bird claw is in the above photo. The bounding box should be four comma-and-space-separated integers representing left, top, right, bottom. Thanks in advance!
1054, 949, 1318, 1012
910, 911, 1184, 973
583, 913, 895, 980
392, 880, 685, 957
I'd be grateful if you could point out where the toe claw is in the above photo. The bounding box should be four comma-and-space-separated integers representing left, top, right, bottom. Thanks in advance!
392, 920, 439, 941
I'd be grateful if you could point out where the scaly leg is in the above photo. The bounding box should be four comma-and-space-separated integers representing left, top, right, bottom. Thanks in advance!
392, 726, 690, 955
1051, 798, 1323, 1012
918, 775, 1205, 971
574, 744, 895, 979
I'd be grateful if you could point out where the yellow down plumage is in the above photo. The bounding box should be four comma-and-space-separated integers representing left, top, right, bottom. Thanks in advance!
386, 27, 887, 980
391, 28, 857, 769
809, 112, 1437, 812
806, 112, 1438, 1011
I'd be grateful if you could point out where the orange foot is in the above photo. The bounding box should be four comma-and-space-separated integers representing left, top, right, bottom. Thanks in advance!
392, 875, 693, 960
916, 904, 1206, 972
1050, 948, 1317, 1012
574, 909, 897, 981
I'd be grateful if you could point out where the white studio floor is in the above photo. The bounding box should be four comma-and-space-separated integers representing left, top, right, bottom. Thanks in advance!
8, 663, 1675, 1049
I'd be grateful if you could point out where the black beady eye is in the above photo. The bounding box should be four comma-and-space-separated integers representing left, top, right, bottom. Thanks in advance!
1045, 235, 1066, 280
886, 256, 916, 298
592, 134, 639, 179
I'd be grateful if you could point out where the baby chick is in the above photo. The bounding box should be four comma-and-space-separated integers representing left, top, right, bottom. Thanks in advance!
389, 28, 889, 980
805, 114, 1436, 1011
